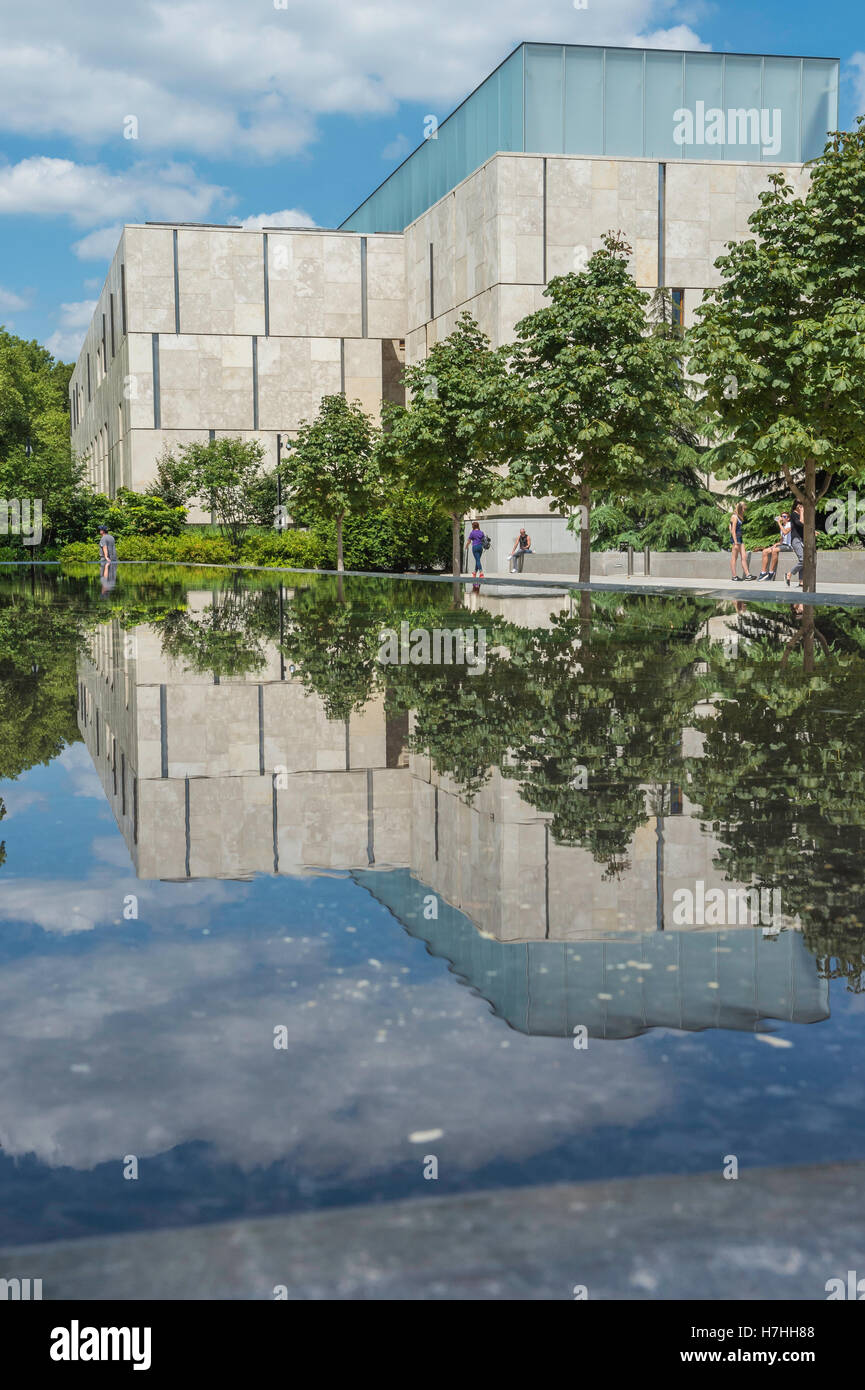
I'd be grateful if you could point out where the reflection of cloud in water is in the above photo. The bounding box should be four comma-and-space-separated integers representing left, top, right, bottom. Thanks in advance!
57, 741, 107, 799
0, 873, 238, 935
0, 926, 669, 1174
0, 786, 48, 816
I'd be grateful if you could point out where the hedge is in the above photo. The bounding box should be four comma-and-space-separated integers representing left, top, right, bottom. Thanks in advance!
60, 535, 237, 564
59, 517, 449, 571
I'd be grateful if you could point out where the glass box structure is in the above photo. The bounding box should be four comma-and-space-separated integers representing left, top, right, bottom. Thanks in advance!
340, 42, 840, 233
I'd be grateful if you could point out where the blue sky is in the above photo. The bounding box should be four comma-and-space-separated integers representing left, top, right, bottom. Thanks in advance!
0, 0, 862, 363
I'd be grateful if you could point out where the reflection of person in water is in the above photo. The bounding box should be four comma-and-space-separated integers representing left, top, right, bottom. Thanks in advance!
100, 561, 118, 595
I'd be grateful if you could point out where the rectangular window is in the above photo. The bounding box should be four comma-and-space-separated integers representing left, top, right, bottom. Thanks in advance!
173, 228, 180, 333
120, 263, 128, 335
87, 353, 91, 402
102, 314, 107, 378
110, 293, 116, 356
429, 242, 434, 320
152, 334, 161, 428
671, 289, 684, 329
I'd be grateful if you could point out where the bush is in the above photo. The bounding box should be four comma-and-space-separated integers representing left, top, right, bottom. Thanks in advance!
61, 534, 235, 564
240, 530, 327, 568
98, 489, 186, 537
58, 493, 451, 572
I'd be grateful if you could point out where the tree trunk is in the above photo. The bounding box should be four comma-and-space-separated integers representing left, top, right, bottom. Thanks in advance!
336, 512, 344, 573
451, 513, 462, 580
802, 457, 817, 593
578, 482, 591, 584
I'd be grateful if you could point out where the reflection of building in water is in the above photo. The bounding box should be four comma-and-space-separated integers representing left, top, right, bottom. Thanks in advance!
78, 598, 796, 942
354, 869, 829, 1037
77, 596, 411, 879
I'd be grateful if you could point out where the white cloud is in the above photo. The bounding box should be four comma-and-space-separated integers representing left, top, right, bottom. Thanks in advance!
56, 299, 98, 329
0, 1, 708, 159
382, 134, 412, 162
229, 209, 317, 230
71, 225, 123, 261
0, 284, 30, 311
0, 157, 229, 228
43, 300, 97, 362
848, 53, 865, 114
44, 332, 85, 362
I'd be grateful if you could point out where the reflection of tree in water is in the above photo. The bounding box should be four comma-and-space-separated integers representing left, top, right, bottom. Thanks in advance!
160, 578, 276, 678
278, 576, 461, 725
495, 596, 708, 873
0, 590, 83, 779
0, 579, 90, 873
393, 593, 710, 874
687, 607, 865, 991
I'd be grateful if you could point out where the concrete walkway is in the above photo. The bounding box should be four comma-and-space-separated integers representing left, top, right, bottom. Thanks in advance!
466, 570, 865, 606
3, 1161, 864, 1300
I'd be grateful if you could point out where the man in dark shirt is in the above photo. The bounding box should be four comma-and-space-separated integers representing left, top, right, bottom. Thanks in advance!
98, 526, 117, 563
785, 502, 805, 588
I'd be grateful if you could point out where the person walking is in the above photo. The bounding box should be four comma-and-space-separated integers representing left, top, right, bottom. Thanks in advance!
785, 501, 805, 588
467, 520, 486, 579
729, 502, 750, 581
509, 527, 533, 574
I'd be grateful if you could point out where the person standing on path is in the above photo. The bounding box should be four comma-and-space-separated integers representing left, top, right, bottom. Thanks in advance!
467, 520, 486, 579
729, 502, 750, 580
785, 502, 805, 588
98, 526, 117, 563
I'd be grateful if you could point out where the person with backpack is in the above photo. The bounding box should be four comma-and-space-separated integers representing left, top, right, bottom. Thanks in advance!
468, 520, 487, 579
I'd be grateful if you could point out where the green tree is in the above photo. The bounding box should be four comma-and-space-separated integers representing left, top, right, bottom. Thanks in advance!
145, 446, 192, 510
0, 328, 86, 547
507, 234, 683, 585
378, 312, 514, 579
282, 395, 378, 574
175, 436, 268, 556
689, 121, 865, 592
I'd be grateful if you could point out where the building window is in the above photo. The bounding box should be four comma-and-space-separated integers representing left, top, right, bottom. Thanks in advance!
110, 293, 116, 357
671, 289, 684, 332
120, 263, 127, 335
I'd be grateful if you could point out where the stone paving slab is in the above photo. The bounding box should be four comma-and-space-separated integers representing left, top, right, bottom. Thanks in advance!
3, 1162, 864, 1300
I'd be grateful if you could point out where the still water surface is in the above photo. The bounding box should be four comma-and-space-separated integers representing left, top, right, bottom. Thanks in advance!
1, 566, 863, 1247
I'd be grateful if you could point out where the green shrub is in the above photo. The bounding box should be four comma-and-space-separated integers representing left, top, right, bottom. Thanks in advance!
61, 534, 235, 564
240, 529, 327, 568
58, 495, 451, 572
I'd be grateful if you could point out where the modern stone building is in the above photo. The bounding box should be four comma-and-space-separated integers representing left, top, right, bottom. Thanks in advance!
69, 42, 838, 567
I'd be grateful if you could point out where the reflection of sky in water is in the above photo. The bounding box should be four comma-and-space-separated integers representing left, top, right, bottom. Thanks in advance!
2, 746, 865, 1248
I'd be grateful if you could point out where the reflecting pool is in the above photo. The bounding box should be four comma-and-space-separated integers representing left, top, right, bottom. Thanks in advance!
1, 565, 864, 1286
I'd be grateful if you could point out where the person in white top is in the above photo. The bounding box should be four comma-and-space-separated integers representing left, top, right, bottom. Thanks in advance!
756, 512, 791, 582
